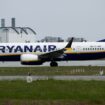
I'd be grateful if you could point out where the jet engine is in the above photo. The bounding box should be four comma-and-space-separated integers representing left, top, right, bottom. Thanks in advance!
20, 54, 43, 65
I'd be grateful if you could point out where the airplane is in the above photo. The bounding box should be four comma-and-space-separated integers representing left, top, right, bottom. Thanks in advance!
0, 38, 73, 67
0, 37, 105, 67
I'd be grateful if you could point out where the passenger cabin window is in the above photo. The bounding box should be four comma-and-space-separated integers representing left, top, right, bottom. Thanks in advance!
97, 48, 99, 50
102, 48, 104, 50
82, 47, 104, 51
100, 48, 103, 50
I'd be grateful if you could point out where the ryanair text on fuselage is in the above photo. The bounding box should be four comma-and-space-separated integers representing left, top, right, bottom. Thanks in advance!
0, 45, 56, 53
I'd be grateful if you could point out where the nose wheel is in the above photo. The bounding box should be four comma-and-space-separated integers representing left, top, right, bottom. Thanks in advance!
50, 61, 58, 67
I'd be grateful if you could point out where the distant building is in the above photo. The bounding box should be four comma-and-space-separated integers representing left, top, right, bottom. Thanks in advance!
0, 18, 36, 43
67, 37, 87, 42
41, 36, 64, 42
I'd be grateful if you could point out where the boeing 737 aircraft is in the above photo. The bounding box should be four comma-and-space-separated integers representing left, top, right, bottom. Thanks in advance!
0, 37, 105, 67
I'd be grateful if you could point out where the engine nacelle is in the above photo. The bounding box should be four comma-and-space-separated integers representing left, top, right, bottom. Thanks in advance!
20, 54, 42, 65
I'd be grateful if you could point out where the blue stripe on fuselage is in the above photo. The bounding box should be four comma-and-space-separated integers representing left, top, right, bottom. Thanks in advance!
0, 52, 105, 61
62, 52, 105, 61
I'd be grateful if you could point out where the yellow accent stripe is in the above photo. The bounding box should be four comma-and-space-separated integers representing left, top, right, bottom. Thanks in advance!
65, 50, 105, 54
0, 54, 21, 56
0, 52, 45, 56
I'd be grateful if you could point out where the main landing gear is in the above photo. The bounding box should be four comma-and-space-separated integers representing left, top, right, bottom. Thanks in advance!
50, 61, 58, 67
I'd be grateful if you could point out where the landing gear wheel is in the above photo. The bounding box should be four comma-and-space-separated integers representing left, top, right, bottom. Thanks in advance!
50, 61, 58, 67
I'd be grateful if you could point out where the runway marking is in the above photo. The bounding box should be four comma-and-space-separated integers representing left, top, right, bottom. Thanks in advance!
0, 76, 105, 81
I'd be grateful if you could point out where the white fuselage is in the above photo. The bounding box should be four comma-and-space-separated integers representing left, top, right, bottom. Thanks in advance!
0, 42, 105, 53
0, 42, 105, 63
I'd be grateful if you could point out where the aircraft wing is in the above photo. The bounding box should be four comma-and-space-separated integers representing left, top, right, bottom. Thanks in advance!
39, 37, 74, 60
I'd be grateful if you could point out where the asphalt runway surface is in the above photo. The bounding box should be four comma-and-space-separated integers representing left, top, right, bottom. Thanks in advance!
1, 60, 105, 67
0, 76, 105, 81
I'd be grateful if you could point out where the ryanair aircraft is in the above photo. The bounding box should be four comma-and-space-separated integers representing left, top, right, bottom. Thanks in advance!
0, 38, 105, 67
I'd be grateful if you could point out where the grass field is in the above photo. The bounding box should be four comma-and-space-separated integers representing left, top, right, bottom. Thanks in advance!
0, 66, 104, 76
0, 80, 105, 105
0, 66, 105, 105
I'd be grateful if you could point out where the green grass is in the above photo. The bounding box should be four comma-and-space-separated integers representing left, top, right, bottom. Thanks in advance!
0, 66, 105, 76
0, 80, 105, 105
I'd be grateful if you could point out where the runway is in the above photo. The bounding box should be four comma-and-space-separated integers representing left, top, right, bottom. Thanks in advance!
0, 75, 105, 81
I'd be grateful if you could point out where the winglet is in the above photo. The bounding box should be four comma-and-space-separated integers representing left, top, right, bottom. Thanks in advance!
65, 37, 74, 48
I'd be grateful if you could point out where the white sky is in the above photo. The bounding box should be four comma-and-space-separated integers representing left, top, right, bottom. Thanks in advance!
0, 0, 105, 41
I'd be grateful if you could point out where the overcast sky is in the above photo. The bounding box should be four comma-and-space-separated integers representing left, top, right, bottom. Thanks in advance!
0, 0, 105, 41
